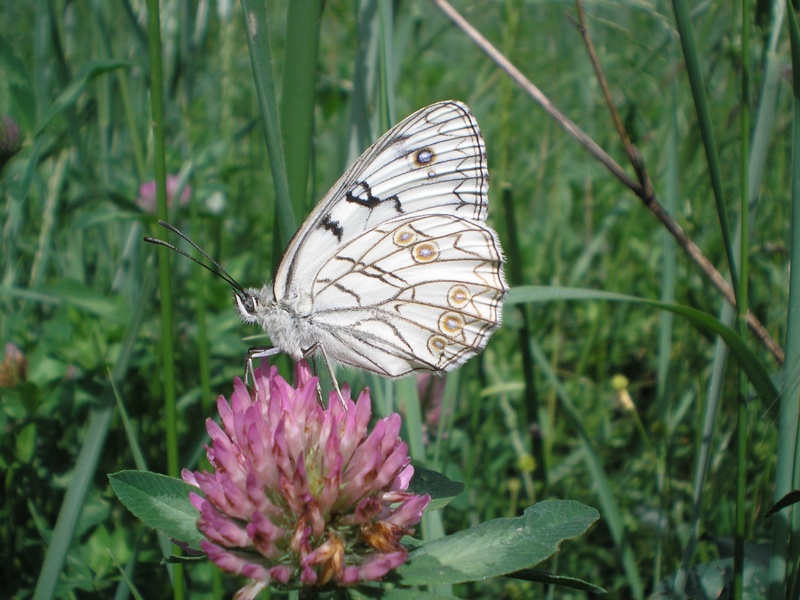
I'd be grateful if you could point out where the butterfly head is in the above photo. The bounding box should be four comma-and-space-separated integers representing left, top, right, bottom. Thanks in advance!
233, 285, 275, 326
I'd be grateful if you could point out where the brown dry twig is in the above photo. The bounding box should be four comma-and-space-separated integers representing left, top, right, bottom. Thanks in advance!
432, 0, 784, 365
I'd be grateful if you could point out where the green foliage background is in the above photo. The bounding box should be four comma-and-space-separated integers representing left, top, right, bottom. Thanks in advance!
0, 0, 795, 598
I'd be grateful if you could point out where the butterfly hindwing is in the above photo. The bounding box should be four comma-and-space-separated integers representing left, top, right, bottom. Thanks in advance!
309, 213, 506, 377
274, 101, 489, 300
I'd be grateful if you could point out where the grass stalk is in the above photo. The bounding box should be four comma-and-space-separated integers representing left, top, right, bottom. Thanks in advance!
190, 192, 212, 416
240, 0, 296, 249
502, 187, 546, 488
280, 0, 323, 216
734, 1, 752, 597
347, 0, 379, 161
670, 0, 739, 297
29, 151, 69, 288
144, 0, 183, 596
770, 6, 800, 598
376, 0, 395, 131
653, 81, 680, 588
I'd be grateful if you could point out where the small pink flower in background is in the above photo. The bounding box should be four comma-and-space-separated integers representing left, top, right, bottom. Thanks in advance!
136, 174, 191, 213
183, 360, 430, 597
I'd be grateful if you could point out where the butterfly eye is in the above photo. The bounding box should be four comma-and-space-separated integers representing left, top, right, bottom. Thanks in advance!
234, 291, 258, 318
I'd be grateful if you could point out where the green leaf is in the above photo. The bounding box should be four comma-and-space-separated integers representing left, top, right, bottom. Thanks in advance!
109, 470, 204, 551
397, 500, 598, 585
409, 466, 464, 512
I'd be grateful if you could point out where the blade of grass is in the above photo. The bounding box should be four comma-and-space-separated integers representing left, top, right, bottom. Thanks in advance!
734, 1, 753, 597
346, 0, 379, 163
653, 85, 679, 587
33, 0, 48, 125
374, 0, 400, 417
144, 0, 183, 597
670, 0, 739, 298
240, 0, 296, 250
29, 150, 69, 288
44, 0, 84, 165
33, 410, 116, 600
770, 4, 800, 598
109, 546, 145, 600
431, 367, 461, 472
502, 186, 546, 487
189, 186, 212, 416
3, 134, 43, 289
280, 0, 322, 216
0, 24, 35, 134
672, 303, 737, 599
376, 0, 395, 131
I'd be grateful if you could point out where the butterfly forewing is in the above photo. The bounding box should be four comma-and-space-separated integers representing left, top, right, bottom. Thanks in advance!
274, 101, 489, 299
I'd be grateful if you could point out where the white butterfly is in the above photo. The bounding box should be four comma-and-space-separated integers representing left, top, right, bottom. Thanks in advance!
150, 101, 507, 380
235, 101, 507, 378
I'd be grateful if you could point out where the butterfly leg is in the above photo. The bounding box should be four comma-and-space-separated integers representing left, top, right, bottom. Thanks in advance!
302, 343, 346, 408
302, 355, 329, 406
245, 346, 283, 395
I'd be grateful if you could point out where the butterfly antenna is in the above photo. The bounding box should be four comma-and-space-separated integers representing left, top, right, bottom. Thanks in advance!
144, 220, 246, 294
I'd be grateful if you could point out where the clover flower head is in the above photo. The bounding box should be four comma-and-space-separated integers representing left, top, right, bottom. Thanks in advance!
183, 360, 430, 597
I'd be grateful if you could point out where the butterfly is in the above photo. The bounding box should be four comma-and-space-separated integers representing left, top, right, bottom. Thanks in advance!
150, 101, 507, 381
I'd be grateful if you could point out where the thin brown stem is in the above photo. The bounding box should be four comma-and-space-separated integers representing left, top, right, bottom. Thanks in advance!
431, 0, 784, 365
572, 0, 654, 201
